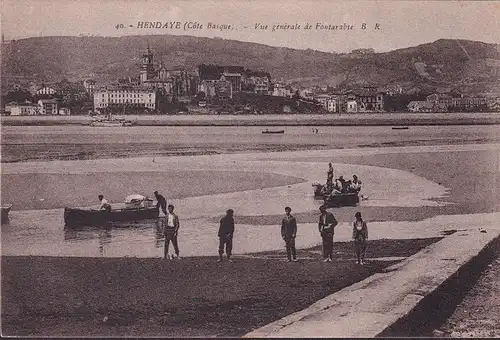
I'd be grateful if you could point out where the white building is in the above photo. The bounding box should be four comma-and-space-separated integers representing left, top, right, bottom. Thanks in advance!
327, 98, 337, 112
83, 79, 96, 96
38, 99, 58, 115
314, 94, 337, 113
9, 102, 39, 116
93, 86, 157, 110
347, 100, 358, 113
254, 82, 270, 95
272, 83, 291, 97
36, 87, 56, 95
58, 107, 71, 115
300, 89, 314, 100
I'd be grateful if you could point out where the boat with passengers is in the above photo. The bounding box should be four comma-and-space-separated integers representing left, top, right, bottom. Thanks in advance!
64, 194, 158, 226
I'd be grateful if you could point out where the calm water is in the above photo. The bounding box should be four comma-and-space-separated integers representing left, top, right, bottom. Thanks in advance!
2, 125, 500, 163
1, 125, 499, 258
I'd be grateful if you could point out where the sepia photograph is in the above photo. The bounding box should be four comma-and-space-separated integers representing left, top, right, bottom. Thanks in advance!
1, 0, 500, 337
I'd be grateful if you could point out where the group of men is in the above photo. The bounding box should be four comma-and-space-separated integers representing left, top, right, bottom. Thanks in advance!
324, 163, 362, 196
97, 189, 369, 264
282, 205, 368, 264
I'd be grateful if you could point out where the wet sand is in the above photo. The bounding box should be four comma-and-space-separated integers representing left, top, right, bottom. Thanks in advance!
1, 171, 305, 211
2, 125, 500, 163
2, 238, 440, 337
435, 256, 500, 337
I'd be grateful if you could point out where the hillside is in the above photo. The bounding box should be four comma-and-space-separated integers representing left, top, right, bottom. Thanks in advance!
2, 35, 500, 94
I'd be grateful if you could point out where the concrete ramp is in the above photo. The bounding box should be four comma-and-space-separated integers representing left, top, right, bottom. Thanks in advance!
244, 228, 500, 338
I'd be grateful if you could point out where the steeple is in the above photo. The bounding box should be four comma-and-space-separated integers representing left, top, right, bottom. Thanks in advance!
140, 45, 155, 84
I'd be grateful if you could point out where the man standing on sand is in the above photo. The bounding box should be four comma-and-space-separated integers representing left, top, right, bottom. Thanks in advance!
154, 191, 167, 216
163, 204, 181, 260
281, 206, 298, 262
318, 205, 338, 262
218, 209, 235, 262
352, 212, 368, 265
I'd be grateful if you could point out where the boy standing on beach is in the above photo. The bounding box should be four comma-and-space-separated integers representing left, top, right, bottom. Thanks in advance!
318, 205, 338, 262
352, 212, 368, 265
163, 204, 180, 260
218, 209, 235, 262
281, 206, 298, 262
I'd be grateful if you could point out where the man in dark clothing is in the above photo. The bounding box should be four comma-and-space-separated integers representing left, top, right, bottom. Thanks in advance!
281, 206, 298, 262
154, 191, 167, 216
218, 209, 235, 262
163, 204, 181, 260
352, 211, 368, 265
318, 205, 338, 262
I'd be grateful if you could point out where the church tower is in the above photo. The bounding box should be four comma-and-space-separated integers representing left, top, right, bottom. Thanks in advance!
140, 46, 155, 84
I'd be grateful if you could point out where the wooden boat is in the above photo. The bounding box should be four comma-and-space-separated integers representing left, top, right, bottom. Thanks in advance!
391, 126, 409, 130
324, 192, 360, 207
64, 204, 159, 226
1, 204, 12, 222
312, 183, 360, 207
262, 129, 285, 134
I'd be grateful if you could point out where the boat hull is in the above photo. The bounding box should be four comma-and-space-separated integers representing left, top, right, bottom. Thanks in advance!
262, 130, 285, 134
324, 193, 360, 207
64, 206, 159, 226
1, 205, 12, 222
90, 121, 135, 127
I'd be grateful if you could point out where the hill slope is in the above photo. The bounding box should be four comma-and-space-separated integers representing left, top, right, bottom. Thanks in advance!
2, 35, 500, 93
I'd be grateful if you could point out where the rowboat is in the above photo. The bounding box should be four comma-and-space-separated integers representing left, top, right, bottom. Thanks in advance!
1, 204, 12, 222
64, 204, 159, 226
312, 183, 360, 207
262, 129, 285, 134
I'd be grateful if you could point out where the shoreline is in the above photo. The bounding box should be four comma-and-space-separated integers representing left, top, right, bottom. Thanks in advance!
2, 113, 500, 126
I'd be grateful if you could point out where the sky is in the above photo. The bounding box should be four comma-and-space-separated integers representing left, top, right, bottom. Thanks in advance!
2, 0, 500, 53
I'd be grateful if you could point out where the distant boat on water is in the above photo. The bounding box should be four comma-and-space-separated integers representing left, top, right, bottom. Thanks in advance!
392, 126, 409, 130
262, 129, 285, 134
1, 204, 12, 222
89, 113, 136, 127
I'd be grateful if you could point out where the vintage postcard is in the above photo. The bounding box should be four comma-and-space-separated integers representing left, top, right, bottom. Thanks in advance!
1, 0, 500, 337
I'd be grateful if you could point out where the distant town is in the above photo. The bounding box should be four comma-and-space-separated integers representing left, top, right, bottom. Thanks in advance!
3, 46, 500, 116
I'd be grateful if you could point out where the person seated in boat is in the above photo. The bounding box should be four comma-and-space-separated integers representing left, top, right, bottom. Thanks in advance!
327, 188, 342, 199
98, 195, 111, 212
333, 178, 341, 191
351, 175, 362, 193
345, 180, 355, 193
335, 176, 347, 192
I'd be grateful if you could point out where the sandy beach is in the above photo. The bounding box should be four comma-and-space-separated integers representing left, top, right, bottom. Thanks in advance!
2, 238, 440, 337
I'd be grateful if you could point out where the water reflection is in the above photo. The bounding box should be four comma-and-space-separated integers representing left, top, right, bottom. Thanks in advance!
154, 219, 165, 248
63, 219, 165, 256
97, 229, 112, 256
